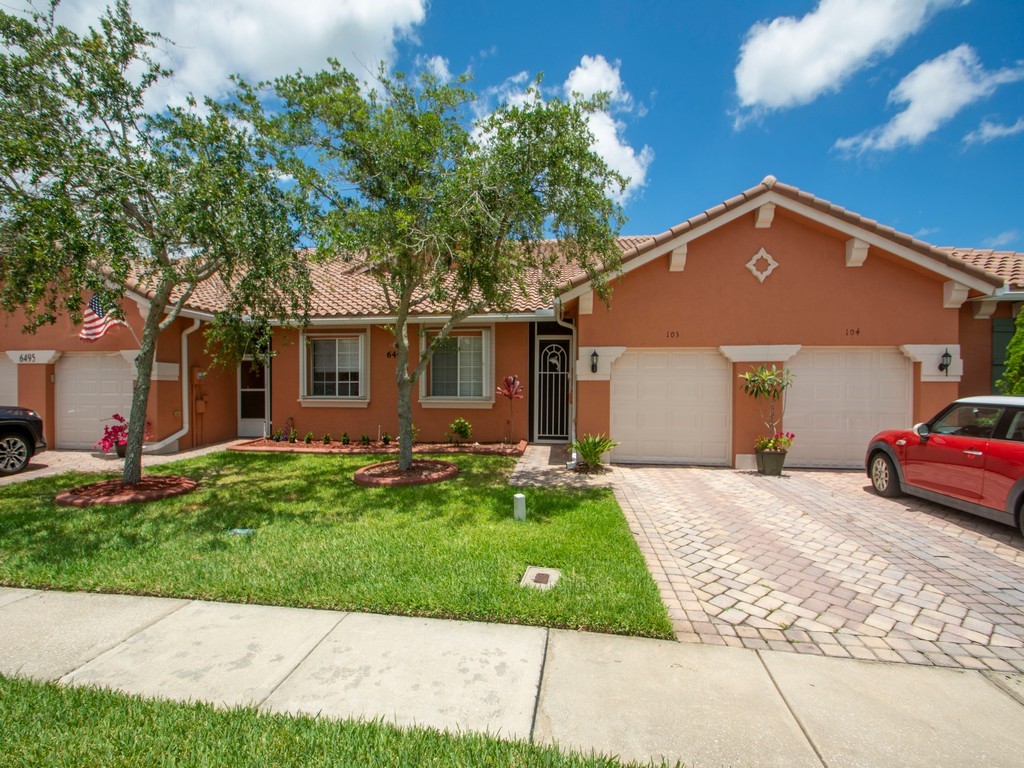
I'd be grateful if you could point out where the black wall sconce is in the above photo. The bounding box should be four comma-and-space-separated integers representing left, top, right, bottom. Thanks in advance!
590, 349, 599, 373
938, 348, 952, 375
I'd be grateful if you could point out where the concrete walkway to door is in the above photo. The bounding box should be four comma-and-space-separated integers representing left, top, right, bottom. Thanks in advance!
514, 445, 1024, 673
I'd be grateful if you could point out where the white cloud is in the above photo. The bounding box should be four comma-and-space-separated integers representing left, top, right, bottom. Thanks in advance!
36, 0, 427, 109
564, 54, 631, 107
734, 0, 962, 121
983, 230, 1020, 249
415, 54, 452, 83
835, 45, 1024, 153
964, 116, 1024, 145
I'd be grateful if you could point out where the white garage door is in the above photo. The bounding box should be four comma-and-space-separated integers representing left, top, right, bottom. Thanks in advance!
56, 354, 134, 449
784, 348, 911, 468
611, 349, 731, 465
0, 356, 16, 405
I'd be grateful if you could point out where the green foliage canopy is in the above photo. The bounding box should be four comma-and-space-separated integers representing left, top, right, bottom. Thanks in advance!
0, 1, 312, 482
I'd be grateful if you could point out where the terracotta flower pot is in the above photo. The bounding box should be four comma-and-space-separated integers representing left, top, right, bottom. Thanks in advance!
755, 450, 786, 476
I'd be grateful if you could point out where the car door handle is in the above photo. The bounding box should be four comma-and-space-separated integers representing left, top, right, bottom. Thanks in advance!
963, 449, 983, 457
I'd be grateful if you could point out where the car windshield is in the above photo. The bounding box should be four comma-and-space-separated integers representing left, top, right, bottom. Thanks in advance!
932, 405, 1003, 438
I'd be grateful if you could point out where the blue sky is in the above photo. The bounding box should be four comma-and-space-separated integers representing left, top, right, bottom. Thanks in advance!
45, 0, 1024, 249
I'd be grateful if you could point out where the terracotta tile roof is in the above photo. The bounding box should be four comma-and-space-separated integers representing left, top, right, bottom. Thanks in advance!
567, 175, 1005, 291
129, 178, 1015, 318
130, 238, 651, 319
940, 248, 1024, 290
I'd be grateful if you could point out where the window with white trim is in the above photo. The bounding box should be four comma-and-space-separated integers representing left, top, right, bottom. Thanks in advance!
303, 333, 367, 399
422, 328, 492, 401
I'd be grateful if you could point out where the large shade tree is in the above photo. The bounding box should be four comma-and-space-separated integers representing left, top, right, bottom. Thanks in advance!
239, 65, 627, 470
0, 1, 311, 484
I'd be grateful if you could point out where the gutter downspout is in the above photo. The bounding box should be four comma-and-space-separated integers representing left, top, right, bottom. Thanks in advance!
144, 317, 201, 453
554, 297, 578, 469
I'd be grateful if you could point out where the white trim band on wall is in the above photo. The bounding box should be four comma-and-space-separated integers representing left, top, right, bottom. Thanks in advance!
718, 345, 802, 363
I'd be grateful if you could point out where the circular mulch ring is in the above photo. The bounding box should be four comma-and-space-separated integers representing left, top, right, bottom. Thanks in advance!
55, 475, 198, 507
353, 459, 459, 488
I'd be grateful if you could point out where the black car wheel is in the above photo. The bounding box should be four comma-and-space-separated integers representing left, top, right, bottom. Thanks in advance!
870, 452, 901, 498
0, 433, 30, 475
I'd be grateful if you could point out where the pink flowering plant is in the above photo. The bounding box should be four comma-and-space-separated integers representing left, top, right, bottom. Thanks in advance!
754, 432, 795, 453
95, 413, 152, 453
496, 374, 525, 444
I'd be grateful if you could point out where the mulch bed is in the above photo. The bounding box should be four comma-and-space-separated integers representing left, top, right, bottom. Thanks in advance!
231, 438, 527, 457
54, 476, 198, 508
353, 459, 460, 488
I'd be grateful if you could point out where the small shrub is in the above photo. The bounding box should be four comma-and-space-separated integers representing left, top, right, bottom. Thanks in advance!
287, 429, 297, 444
448, 417, 472, 445
382, 432, 391, 445
322, 433, 332, 445
272, 428, 283, 442
572, 433, 620, 473
303, 432, 313, 444
360, 433, 371, 446
412, 423, 419, 443
341, 432, 350, 446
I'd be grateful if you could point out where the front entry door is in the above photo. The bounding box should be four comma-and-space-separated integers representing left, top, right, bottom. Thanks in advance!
238, 359, 270, 437
534, 337, 571, 442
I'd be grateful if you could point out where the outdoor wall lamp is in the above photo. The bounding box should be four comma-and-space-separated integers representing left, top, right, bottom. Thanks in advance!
591, 349, 599, 373
938, 348, 952, 375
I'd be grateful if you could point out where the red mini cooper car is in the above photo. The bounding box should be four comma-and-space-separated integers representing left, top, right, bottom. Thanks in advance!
866, 396, 1024, 536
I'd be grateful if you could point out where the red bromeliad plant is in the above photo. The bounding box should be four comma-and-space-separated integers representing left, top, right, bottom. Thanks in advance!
497, 375, 525, 444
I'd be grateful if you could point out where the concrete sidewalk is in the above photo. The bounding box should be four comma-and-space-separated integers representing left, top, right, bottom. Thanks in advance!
3, 588, 1024, 767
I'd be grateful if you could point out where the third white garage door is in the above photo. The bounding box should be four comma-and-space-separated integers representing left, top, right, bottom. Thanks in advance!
55, 353, 134, 449
610, 349, 731, 465
784, 347, 911, 468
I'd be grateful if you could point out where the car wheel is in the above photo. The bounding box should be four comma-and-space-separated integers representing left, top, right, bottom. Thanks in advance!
870, 452, 901, 498
0, 433, 31, 475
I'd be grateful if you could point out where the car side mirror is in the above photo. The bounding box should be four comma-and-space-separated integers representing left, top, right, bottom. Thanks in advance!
914, 423, 930, 440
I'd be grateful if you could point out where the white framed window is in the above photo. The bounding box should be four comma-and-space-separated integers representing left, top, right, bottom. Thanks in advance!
300, 331, 369, 403
419, 327, 494, 407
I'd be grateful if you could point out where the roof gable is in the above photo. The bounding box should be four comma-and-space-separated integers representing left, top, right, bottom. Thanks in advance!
559, 176, 1004, 301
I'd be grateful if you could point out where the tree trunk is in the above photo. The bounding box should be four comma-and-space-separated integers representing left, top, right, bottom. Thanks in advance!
394, 303, 414, 471
122, 284, 172, 485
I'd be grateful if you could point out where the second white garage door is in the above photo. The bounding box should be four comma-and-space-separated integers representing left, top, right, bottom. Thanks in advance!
784, 347, 911, 468
610, 349, 731, 465
55, 353, 134, 449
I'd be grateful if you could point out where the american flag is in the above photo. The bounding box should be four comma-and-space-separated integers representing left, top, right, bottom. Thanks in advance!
79, 294, 124, 342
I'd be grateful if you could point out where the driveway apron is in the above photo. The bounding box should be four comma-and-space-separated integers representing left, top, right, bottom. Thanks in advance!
611, 462, 1024, 672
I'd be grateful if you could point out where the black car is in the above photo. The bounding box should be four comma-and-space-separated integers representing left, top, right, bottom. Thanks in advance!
0, 406, 46, 475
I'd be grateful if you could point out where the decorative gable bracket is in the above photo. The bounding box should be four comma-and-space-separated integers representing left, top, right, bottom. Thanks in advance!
943, 281, 969, 309
578, 291, 594, 315
973, 300, 998, 320
754, 203, 775, 229
845, 238, 868, 267
668, 244, 687, 272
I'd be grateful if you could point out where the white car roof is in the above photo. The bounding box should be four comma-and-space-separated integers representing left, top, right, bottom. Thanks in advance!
956, 396, 1024, 406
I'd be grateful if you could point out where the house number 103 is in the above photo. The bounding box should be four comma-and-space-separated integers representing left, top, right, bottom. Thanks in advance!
666, 331, 679, 339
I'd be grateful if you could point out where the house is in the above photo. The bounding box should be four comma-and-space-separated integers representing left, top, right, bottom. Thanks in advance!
1, 176, 1020, 468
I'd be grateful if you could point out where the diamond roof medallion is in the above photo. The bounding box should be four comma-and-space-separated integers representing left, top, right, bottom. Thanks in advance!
746, 247, 778, 283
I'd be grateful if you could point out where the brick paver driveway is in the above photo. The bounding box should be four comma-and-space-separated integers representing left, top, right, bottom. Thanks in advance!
613, 464, 1024, 672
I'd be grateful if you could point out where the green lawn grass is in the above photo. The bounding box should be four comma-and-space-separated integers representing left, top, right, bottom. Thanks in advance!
0, 676, 674, 768
0, 452, 672, 638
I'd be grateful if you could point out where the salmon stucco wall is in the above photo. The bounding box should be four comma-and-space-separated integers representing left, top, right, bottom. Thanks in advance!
16, 364, 56, 446
269, 322, 530, 443
958, 303, 1013, 398
577, 380, 610, 438
574, 209, 965, 464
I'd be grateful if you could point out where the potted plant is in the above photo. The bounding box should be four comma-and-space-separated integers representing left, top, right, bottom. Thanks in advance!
739, 364, 795, 475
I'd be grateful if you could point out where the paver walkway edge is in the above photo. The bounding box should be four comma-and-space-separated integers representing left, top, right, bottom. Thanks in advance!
4, 587, 1024, 767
